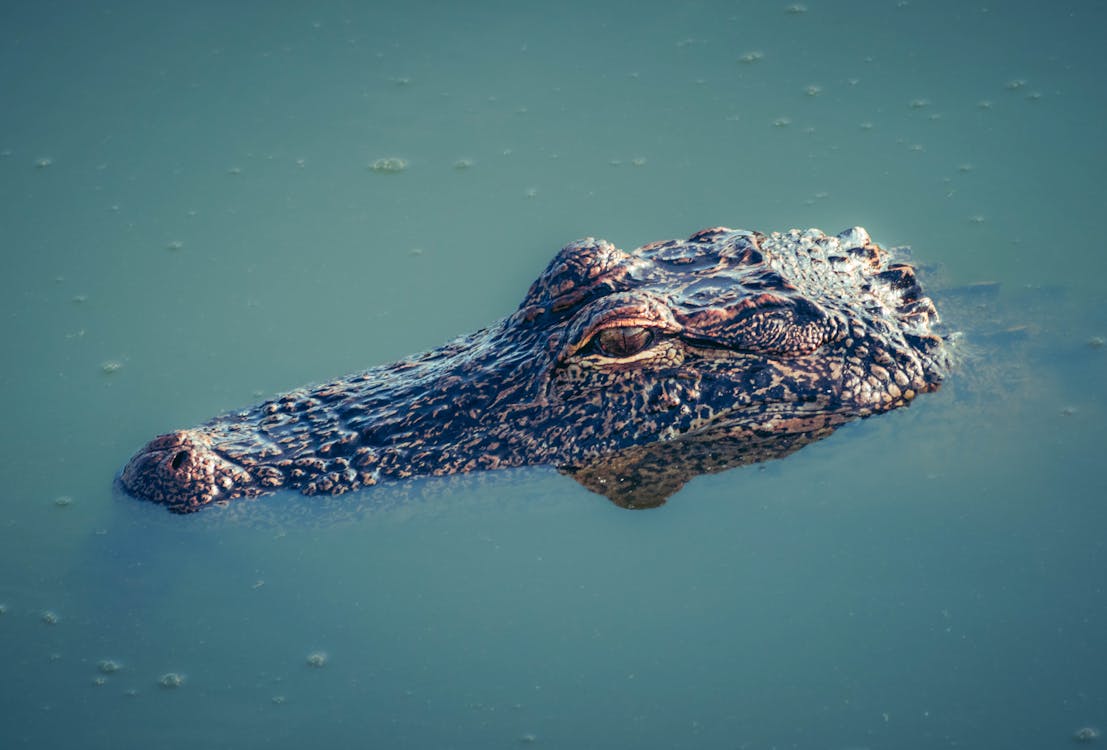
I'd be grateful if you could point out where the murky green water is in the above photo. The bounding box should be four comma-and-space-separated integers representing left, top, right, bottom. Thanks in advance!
2, 1, 1106, 748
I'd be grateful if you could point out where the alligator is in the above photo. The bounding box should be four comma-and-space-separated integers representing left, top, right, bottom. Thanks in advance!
120, 226, 949, 513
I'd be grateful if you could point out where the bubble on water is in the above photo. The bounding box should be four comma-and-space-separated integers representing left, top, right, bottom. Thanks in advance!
158, 672, 185, 688
166, 240, 184, 251
98, 660, 121, 674
738, 50, 763, 64
54, 496, 73, 508
453, 158, 474, 170
369, 157, 407, 173
306, 651, 327, 668
41, 610, 59, 625
1073, 727, 1100, 743
35, 157, 53, 168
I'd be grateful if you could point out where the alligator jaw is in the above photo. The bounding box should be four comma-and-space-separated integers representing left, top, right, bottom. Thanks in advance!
120, 429, 258, 513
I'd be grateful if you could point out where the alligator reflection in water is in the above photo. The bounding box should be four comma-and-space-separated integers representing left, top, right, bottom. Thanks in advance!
120, 226, 949, 513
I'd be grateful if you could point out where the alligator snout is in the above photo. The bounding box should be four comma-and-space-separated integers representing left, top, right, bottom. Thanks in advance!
120, 429, 254, 513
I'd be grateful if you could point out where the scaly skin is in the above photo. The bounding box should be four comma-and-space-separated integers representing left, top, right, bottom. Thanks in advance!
120, 226, 949, 513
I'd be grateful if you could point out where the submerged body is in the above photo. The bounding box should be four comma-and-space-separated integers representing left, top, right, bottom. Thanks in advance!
121, 226, 949, 513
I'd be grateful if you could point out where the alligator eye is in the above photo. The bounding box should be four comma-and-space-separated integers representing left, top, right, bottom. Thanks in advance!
592, 326, 656, 358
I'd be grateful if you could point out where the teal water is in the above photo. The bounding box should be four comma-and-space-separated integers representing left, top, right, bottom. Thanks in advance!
2, 1, 1106, 748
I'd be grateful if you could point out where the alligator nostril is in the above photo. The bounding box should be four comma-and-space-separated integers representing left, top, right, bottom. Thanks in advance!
170, 451, 189, 471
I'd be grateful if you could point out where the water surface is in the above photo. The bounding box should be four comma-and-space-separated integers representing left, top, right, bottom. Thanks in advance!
2, 2, 1106, 748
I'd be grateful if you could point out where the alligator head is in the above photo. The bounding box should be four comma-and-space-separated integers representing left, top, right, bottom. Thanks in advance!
120, 226, 948, 513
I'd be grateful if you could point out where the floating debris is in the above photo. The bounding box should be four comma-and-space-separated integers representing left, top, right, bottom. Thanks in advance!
41, 610, 59, 625
859, 122, 874, 130
772, 117, 791, 127
738, 50, 763, 64
101, 361, 123, 375
785, 3, 808, 13
227, 166, 242, 175
158, 672, 185, 688
306, 651, 328, 668
909, 98, 930, 109
369, 157, 408, 173
166, 240, 184, 251
523, 187, 538, 199
804, 85, 822, 96
98, 660, 121, 674
54, 495, 73, 508
272, 695, 287, 705
1087, 336, 1104, 349
1004, 79, 1027, 90
35, 157, 53, 168
631, 157, 647, 167
452, 158, 474, 170
1073, 727, 1100, 743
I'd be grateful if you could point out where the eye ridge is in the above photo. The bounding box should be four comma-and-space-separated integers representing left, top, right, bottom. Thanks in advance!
591, 325, 657, 358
